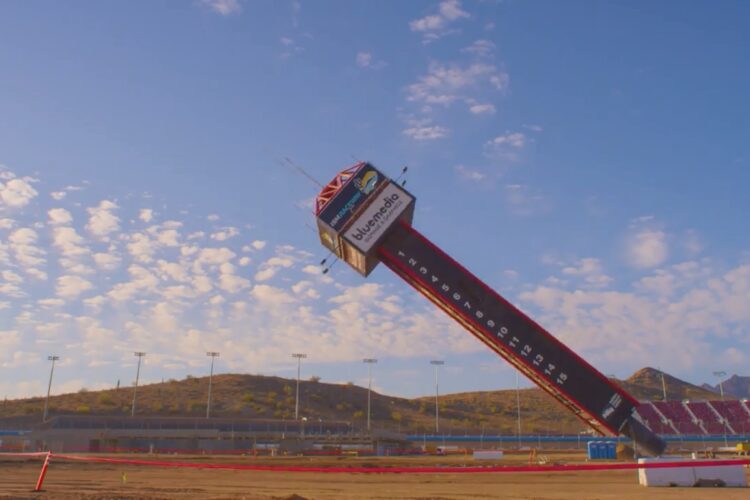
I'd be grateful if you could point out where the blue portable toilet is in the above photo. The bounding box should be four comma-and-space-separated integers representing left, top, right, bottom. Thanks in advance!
607, 441, 617, 459
586, 441, 599, 459
596, 441, 607, 459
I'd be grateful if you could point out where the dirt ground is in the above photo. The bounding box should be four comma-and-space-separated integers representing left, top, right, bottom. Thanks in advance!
1, 453, 748, 499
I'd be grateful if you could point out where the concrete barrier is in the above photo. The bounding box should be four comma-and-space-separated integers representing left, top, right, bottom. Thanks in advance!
638, 457, 747, 487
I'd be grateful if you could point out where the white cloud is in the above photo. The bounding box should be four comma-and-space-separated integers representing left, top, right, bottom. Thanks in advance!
627, 228, 669, 269
210, 227, 239, 241
9, 227, 46, 267
519, 260, 750, 374
0, 176, 38, 208
407, 62, 508, 108
488, 132, 526, 148
468, 103, 495, 115
0, 218, 14, 229
2, 270, 22, 285
279, 37, 304, 58
26, 268, 47, 281
402, 124, 448, 141
219, 273, 250, 294
48, 208, 73, 225
455, 165, 486, 182
561, 258, 613, 288
52, 226, 89, 257
192, 247, 236, 274
356, 52, 372, 67
250, 284, 296, 306
93, 252, 121, 271
56, 275, 94, 299
201, 0, 241, 16
127, 232, 156, 263
107, 265, 159, 301
251, 240, 267, 250
139, 208, 154, 223
410, 1, 470, 43
355, 51, 385, 70
37, 298, 65, 308
462, 39, 496, 57
86, 200, 120, 239
51, 191, 66, 201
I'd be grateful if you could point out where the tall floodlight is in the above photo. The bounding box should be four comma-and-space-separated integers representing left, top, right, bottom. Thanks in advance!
292, 353, 307, 419
131, 352, 146, 417
430, 360, 444, 434
714, 370, 728, 446
660, 369, 668, 401
43, 355, 60, 422
363, 358, 378, 431
515, 371, 522, 448
206, 352, 220, 418
713, 371, 727, 401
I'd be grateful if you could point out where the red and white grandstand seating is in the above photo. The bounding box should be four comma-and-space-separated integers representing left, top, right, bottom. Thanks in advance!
686, 401, 728, 435
635, 402, 677, 435
636, 399, 750, 436
710, 400, 750, 435
651, 401, 704, 434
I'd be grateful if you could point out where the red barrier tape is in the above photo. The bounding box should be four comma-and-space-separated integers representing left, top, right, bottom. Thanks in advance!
3, 452, 750, 474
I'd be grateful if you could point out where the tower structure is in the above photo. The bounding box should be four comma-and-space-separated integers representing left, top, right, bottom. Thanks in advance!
314, 161, 665, 456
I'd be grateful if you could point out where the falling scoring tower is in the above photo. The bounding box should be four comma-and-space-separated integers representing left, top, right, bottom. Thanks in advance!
314, 161, 666, 456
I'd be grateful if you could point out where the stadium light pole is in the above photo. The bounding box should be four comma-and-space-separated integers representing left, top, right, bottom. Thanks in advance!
43, 355, 59, 422
516, 371, 522, 448
714, 370, 728, 447
131, 352, 146, 417
659, 369, 668, 401
363, 358, 377, 431
430, 360, 444, 434
206, 352, 220, 419
713, 371, 727, 401
292, 353, 307, 420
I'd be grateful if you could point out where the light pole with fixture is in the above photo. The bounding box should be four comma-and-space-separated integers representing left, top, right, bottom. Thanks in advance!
430, 360, 444, 434
206, 352, 220, 418
292, 353, 307, 419
714, 370, 728, 446
131, 352, 146, 417
363, 358, 377, 431
43, 355, 59, 422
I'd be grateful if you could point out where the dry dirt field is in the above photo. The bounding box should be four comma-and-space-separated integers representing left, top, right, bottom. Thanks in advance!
1, 453, 748, 499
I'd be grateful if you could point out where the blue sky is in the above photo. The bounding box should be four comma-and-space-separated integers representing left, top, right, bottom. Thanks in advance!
0, 0, 748, 399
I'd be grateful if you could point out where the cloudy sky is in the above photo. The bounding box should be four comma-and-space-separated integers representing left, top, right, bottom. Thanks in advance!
1, 1, 748, 399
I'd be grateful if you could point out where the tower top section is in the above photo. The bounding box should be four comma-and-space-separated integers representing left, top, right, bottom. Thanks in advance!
314, 162, 415, 277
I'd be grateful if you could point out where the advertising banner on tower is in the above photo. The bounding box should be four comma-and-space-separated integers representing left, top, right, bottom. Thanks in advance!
318, 163, 382, 232
344, 182, 413, 254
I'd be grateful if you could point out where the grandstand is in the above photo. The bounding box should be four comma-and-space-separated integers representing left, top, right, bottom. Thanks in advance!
686, 401, 730, 435
636, 399, 750, 436
634, 402, 677, 435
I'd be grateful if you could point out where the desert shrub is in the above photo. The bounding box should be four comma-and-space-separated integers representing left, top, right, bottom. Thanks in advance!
97, 393, 115, 406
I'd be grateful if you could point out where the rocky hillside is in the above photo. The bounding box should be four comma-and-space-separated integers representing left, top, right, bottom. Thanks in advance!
0, 367, 741, 434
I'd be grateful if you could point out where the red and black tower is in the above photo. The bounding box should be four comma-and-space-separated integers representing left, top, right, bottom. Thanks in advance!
314, 162, 666, 456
